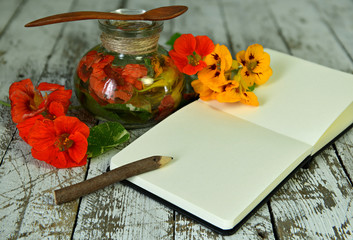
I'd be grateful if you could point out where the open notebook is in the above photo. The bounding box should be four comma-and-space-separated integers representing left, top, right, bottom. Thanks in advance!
110, 49, 353, 234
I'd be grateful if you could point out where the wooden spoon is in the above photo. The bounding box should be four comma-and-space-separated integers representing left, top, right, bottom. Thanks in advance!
25, 5, 188, 27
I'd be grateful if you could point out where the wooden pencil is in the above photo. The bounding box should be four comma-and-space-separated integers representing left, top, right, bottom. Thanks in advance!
54, 156, 172, 205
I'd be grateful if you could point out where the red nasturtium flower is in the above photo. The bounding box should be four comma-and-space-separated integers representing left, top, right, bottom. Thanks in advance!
27, 116, 90, 168
16, 101, 66, 143
89, 63, 147, 104
122, 64, 148, 90
78, 51, 149, 104
155, 95, 175, 121
9, 79, 72, 123
169, 34, 215, 75
77, 50, 106, 83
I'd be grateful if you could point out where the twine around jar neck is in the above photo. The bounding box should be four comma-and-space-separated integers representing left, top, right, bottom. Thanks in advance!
100, 32, 160, 55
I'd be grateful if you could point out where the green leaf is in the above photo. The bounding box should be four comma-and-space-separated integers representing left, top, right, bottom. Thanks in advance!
103, 100, 153, 123
248, 83, 256, 92
80, 90, 123, 122
166, 33, 182, 50
87, 122, 130, 158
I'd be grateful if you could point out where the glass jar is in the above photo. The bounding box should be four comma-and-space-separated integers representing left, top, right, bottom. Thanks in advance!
74, 9, 184, 128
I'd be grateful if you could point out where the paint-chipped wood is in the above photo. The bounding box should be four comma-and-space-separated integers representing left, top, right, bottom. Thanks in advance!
268, 0, 353, 72
72, 128, 175, 240
0, 0, 353, 239
0, 0, 23, 36
270, 147, 353, 239
335, 128, 353, 184
175, 204, 275, 240
311, 0, 353, 65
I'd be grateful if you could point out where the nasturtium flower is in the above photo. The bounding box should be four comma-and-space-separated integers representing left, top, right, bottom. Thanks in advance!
197, 44, 233, 91
236, 44, 272, 86
89, 54, 115, 84
27, 116, 90, 168
122, 64, 148, 90
77, 50, 105, 83
191, 79, 218, 101
89, 63, 148, 104
169, 34, 214, 75
155, 95, 175, 121
9, 79, 72, 123
17, 101, 66, 143
216, 74, 259, 106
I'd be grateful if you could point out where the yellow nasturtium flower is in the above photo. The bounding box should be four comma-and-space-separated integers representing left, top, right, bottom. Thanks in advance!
197, 44, 233, 92
216, 74, 259, 106
236, 44, 272, 86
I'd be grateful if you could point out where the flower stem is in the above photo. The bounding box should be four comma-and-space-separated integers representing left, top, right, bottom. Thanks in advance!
0, 100, 10, 107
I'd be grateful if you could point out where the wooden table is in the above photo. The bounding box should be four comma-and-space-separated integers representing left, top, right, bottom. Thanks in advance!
1, 0, 352, 239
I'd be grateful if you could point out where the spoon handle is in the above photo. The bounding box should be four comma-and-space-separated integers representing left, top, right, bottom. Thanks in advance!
25, 11, 145, 27
25, 6, 188, 27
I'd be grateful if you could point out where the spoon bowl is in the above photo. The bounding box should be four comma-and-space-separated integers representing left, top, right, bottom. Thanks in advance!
25, 5, 188, 27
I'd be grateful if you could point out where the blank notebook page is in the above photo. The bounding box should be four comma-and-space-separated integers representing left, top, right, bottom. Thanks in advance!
110, 101, 312, 229
208, 49, 353, 147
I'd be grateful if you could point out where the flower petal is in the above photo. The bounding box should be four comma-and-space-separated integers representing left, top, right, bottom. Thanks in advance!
17, 115, 45, 143
173, 34, 196, 56
9, 79, 45, 123
27, 119, 56, 149
254, 67, 273, 85
252, 51, 271, 73
37, 82, 64, 91
240, 91, 259, 106
68, 131, 88, 163
54, 116, 90, 138
191, 79, 217, 101
236, 50, 246, 67
245, 44, 264, 61
182, 60, 207, 75
195, 36, 214, 57
31, 145, 58, 166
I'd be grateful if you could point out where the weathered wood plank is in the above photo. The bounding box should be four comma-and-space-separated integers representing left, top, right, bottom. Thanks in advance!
220, 0, 289, 53
73, 128, 175, 240
311, 0, 353, 67
0, 0, 74, 167
171, 0, 228, 46
0, 133, 87, 239
270, 147, 353, 239
175, 205, 275, 240
0, 0, 23, 36
268, 0, 353, 72
0, 0, 105, 239
335, 128, 353, 184
266, 0, 353, 239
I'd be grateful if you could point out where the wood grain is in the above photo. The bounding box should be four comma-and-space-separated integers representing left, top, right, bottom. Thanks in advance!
72, 128, 175, 240
0, 0, 353, 239
0, 0, 106, 239
264, 1, 353, 239
270, 147, 353, 239
0, 0, 23, 36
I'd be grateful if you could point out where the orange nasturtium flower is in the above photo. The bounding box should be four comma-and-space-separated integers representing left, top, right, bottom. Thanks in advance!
27, 116, 90, 168
9, 79, 72, 123
197, 44, 233, 92
216, 74, 259, 106
236, 44, 272, 86
169, 34, 214, 75
191, 79, 218, 101
77, 50, 106, 83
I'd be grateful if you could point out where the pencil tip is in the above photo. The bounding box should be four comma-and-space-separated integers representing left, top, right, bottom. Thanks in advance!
158, 156, 173, 167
